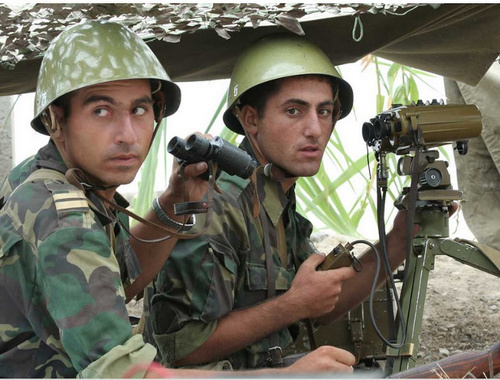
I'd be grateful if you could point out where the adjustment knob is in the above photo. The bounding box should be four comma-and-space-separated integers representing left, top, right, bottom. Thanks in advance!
420, 168, 442, 187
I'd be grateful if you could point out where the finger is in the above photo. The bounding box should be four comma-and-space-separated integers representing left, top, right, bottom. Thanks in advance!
331, 346, 356, 366
328, 266, 356, 281
302, 253, 326, 268
310, 346, 356, 372
187, 131, 213, 140
181, 162, 208, 178
334, 363, 355, 374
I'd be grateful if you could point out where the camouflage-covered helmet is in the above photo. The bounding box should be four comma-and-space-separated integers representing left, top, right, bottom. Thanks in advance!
223, 33, 354, 134
32, 20, 181, 135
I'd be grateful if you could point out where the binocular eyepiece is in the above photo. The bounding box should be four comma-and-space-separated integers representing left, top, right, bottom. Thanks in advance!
167, 134, 257, 179
362, 117, 392, 144
362, 102, 482, 154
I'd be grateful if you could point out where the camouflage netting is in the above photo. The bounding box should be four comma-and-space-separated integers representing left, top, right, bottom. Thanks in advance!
0, 3, 428, 69
2, 3, 498, 95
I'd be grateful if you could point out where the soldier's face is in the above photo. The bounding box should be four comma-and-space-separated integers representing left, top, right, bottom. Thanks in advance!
241, 76, 336, 180
53, 79, 155, 188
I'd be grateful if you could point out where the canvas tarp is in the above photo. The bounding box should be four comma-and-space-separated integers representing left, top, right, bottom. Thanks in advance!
0, 3, 499, 96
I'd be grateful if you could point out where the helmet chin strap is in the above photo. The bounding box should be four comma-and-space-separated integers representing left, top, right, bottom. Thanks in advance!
41, 105, 62, 137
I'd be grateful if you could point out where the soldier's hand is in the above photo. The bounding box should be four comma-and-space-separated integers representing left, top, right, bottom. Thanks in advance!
284, 345, 355, 374
166, 132, 212, 202
170, 159, 209, 202
152, 133, 211, 222
286, 253, 356, 320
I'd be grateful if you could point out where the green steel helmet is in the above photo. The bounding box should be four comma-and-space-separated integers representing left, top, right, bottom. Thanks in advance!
223, 33, 354, 134
32, 20, 181, 135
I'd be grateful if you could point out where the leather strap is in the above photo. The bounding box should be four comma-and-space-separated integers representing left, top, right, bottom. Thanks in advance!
290, 242, 318, 351
64, 166, 215, 242
260, 205, 284, 368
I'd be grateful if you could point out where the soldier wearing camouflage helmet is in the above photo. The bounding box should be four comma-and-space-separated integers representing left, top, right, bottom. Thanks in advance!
0, 20, 212, 378
146, 33, 412, 372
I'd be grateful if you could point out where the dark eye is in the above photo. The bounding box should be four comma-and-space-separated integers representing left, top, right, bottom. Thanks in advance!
133, 106, 147, 116
286, 108, 300, 116
94, 108, 111, 117
318, 108, 332, 117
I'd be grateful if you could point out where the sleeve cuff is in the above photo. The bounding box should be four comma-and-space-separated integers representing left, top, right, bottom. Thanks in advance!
78, 335, 156, 378
153, 320, 217, 366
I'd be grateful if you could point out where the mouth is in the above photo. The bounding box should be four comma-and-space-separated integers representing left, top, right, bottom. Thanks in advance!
111, 154, 140, 165
298, 145, 321, 157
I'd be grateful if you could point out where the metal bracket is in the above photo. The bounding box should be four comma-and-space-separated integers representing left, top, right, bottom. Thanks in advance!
386, 343, 415, 357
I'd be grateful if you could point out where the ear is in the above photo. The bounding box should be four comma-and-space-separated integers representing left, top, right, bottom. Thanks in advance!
47, 105, 65, 142
238, 105, 259, 136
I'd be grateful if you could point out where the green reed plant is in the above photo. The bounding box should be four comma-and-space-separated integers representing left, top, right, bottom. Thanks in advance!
130, 119, 168, 224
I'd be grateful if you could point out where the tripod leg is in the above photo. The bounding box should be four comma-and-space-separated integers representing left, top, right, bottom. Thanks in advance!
389, 237, 437, 374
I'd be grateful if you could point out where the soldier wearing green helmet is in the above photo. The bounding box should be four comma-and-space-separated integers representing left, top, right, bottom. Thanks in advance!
0, 20, 213, 378
147, 33, 411, 372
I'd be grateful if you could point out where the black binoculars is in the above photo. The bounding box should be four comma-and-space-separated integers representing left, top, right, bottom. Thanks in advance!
167, 134, 257, 179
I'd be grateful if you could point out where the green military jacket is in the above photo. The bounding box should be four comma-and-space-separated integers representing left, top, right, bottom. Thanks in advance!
147, 138, 318, 369
0, 141, 156, 378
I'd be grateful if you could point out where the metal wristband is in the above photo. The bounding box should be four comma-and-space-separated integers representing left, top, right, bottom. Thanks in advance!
152, 197, 195, 232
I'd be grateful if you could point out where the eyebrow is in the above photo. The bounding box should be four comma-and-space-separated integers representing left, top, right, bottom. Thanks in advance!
283, 99, 335, 107
83, 95, 116, 106
133, 96, 154, 106
83, 95, 153, 107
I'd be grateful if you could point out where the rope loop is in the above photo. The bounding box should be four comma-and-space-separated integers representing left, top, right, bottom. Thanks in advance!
352, 15, 364, 43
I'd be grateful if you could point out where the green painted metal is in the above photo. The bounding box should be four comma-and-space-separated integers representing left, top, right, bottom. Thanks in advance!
387, 160, 500, 375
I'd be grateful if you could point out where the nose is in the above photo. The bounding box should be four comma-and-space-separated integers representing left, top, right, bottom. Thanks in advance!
115, 113, 138, 145
304, 111, 323, 139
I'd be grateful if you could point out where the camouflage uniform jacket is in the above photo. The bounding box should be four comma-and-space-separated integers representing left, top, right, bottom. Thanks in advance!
0, 141, 156, 378
147, 138, 318, 369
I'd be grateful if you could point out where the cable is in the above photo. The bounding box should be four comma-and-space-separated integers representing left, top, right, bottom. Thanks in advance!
346, 186, 407, 349
350, 239, 406, 349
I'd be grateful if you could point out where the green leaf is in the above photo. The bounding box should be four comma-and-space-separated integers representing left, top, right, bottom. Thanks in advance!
130, 119, 167, 223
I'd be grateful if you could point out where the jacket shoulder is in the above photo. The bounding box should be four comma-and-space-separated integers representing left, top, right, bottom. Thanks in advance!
216, 171, 251, 200
2, 170, 93, 243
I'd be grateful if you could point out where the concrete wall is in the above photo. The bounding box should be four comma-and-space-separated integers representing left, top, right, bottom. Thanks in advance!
0, 96, 13, 182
